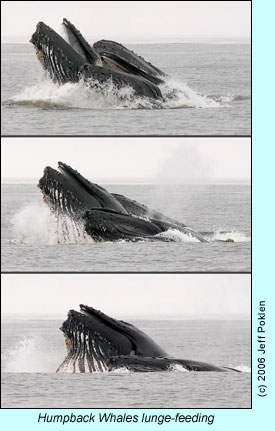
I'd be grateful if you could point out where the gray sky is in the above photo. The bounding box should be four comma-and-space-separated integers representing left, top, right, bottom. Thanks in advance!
1, 274, 251, 319
1, 1, 251, 43
1, 138, 251, 184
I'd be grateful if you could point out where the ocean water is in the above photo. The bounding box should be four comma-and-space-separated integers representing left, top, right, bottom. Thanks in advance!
1, 183, 251, 272
1, 43, 251, 136
1, 319, 251, 408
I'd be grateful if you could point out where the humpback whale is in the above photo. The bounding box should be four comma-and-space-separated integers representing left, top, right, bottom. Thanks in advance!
57, 305, 240, 373
30, 18, 165, 101
38, 162, 208, 243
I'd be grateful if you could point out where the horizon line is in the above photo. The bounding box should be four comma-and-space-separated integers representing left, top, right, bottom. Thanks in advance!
2, 36, 251, 45
1, 177, 252, 185
2, 312, 251, 321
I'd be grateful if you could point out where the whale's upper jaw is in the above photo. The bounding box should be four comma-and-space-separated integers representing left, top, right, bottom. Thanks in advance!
30, 21, 85, 84
37, 162, 128, 218
57, 304, 168, 373
61, 18, 102, 66
38, 164, 93, 218
38, 164, 88, 217
61, 304, 167, 358
57, 305, 134, 373
61, 304, 144, 353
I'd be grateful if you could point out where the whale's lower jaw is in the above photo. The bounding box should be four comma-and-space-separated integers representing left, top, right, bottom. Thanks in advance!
107, 356, 239, 373
57, 304, 168, 373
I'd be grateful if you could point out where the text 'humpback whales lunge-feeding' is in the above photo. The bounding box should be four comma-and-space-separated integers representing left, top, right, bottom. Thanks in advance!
57, 304, 240, 373
30, 18, 166, 101
38, 161, 214, 243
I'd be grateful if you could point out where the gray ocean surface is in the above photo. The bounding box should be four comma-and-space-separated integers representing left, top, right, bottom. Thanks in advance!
1, 183, 251, 272
1, 43, 251, 136
1, 319, 251, 408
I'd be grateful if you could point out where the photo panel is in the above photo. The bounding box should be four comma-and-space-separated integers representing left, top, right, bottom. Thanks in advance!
1, 137, 251, 273
1, 273, 251, 409
1, 1, 251, 136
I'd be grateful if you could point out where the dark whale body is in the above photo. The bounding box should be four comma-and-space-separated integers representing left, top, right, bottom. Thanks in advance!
57, 305, 240, 373
30, 18, 165, 100
38, 162, 208, 243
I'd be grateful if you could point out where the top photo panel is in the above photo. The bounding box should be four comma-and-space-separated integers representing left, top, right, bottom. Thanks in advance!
1, 1, 251, 136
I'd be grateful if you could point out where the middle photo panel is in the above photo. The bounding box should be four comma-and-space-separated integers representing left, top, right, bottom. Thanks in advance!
1, 137, 251, 273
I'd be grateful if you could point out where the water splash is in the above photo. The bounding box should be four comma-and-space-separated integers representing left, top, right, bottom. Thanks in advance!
169, 363, 189, 372
111, 367, 131, 374
211, 230, 251, 243
12, 203, 93, 245
156, 228, 251, 243
2, 337, 58, 373
8, 75, 230, 110
160, 77, 219, 108
157, 228, 201, 243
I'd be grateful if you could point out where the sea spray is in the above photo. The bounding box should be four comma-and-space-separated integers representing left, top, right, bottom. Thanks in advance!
12, 203, 93, 244
10, 75, 222, 110
12, 203, 57, 244
211, 230, 251, 243
157, 228, 201, 242
3, 337, 60, 373
169, 363, 189, 372
160, 77, 219, 108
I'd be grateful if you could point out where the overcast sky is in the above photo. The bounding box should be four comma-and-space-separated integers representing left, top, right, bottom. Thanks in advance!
2, 274, 250, 319
1, 138, 251, 184
1, 1, 251, 43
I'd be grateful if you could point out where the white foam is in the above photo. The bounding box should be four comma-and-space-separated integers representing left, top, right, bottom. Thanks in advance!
169, 363, 189, 372
157, 228, 201, 242
12, 80, 98, 109
3, 337, 58, 373
10, 78, 157, 110
10, 74, 225, 110
111, 367, 131, 374
212, 230, 251, 243
160, 77, 220, 108
12, 203, 57, 244
12, 203, 93, 245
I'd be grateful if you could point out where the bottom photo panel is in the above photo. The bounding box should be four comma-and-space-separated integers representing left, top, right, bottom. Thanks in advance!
1, 274, 251, 409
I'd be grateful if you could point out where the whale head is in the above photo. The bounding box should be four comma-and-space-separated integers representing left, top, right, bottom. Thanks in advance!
38, 162, 127, 219
30, 21, 85, 84
57, 304, 167, 373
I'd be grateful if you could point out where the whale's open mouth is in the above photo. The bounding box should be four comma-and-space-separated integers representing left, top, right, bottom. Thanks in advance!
38, 162, 209, 242
30, 18, 164, 100
57, 304, 167, 373
38, 161, 127, 218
